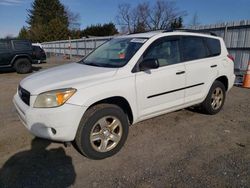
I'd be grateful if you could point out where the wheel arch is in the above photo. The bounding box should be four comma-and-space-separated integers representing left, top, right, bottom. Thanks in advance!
11, 55, 33, 66
202, 75, 229, 105
87, 96, 134, 125
215, 75, 229, 91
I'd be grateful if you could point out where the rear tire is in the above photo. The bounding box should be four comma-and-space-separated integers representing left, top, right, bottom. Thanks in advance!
75, 104, 129, 160
200, 81, 226, 115
14, 58, 32, 74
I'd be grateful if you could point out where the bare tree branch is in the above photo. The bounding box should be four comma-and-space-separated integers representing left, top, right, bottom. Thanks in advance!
116, 0, 186, 33
65, 6, 81, 30
116, 3, 132, 33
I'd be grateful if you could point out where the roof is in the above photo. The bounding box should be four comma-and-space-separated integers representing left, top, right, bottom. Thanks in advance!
117, 31, 164, 39
117, 29, 218, 39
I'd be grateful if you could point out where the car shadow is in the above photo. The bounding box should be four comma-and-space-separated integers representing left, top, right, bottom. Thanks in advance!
32, 66, 42, 72
186, 106, 205, 114
0, 138, 76, 188
0, 67, 15, 74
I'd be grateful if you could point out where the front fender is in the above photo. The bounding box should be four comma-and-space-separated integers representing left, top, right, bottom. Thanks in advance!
67, 76, 139, 122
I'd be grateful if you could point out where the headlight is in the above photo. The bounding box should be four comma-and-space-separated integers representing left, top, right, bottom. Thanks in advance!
34, 88, 76, 108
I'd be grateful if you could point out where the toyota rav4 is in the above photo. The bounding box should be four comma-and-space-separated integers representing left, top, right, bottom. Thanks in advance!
13, 30, 235, 159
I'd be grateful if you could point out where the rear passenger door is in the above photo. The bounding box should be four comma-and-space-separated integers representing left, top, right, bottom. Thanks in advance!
135, 36, 186, 118
0, 41, 12, 66
181, 36, 220, 103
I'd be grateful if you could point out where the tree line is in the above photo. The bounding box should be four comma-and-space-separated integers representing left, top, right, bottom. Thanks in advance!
18, 0, 118, 42
15, 0, 190, 42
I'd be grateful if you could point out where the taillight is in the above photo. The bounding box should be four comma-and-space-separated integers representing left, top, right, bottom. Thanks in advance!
227, 55, 235, 62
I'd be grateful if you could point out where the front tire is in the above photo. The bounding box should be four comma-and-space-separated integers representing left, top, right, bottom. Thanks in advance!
75, 104, 129, 160
200, 81, 226, 115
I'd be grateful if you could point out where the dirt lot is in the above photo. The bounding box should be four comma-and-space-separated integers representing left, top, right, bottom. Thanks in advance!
0, 56, 249, 188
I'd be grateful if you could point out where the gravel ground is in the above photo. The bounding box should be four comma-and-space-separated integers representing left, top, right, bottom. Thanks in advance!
0, 56, 249, 188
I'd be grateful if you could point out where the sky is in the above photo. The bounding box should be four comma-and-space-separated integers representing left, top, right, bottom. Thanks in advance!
0, 0, 249, 38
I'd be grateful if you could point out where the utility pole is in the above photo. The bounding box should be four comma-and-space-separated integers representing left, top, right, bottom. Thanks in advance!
69, 36, 72, 59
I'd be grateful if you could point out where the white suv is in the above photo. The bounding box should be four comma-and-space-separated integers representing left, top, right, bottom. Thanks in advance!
13, 31, 235, 159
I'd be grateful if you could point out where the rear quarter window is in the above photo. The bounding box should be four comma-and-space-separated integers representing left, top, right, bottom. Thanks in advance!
205, 38, 221, 57
13, 41, 32, 51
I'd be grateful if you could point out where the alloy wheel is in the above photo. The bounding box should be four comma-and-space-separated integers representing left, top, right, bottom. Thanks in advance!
90, 116, 123, 152
211, 87, 224, 110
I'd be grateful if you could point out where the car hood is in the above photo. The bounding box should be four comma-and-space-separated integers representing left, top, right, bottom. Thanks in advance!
20, 63, 118, 95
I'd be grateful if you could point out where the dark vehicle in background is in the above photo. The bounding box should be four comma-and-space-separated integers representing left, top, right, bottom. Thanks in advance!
32, 45, 46, 64
0, 39, 36, 74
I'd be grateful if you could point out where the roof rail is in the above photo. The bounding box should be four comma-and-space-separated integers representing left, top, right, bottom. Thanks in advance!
164, 29, 217, 36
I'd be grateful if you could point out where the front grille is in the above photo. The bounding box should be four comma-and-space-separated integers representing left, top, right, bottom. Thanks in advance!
18, 86, 30, 106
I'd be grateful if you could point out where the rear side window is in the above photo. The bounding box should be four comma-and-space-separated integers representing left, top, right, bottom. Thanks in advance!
13, 41, 31, 50
0, 41, 10, 51
205, 38, 221, 56
181, 36, 208, 61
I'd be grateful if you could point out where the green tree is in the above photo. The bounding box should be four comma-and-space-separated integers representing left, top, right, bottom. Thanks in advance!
18, 26, 29, 39
81, 23, 118, 37
23, 0, 69, 42
101, 23, 119, 36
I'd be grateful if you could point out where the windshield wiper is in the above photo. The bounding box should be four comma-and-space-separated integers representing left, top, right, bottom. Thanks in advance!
83, 61, 120, 68
101, 63, 121, 68
84, 62, 103, 67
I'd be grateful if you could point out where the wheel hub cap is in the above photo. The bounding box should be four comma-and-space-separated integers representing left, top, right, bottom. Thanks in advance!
90, 116, 123, 152
211, 87, 224, 110
103, 130, 110, 137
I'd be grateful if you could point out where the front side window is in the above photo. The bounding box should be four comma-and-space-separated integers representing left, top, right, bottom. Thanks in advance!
143, 37, 181, 67
182, 36, 208, 61
81, 38, 147, 68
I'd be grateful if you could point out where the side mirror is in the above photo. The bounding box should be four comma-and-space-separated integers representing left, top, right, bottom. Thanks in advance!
139, 58, 159, 71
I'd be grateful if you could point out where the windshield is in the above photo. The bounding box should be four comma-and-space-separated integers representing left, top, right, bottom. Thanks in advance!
81, 37, 147, 68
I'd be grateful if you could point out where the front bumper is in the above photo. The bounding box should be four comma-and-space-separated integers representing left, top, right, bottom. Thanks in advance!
13, 93, 87, 142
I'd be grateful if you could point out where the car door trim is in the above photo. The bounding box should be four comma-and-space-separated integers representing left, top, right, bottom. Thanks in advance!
147, 82, 204, 99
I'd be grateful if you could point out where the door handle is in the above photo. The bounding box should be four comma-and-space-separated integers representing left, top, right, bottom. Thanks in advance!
176, 71, 185, 75
210, 65, 217, 68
